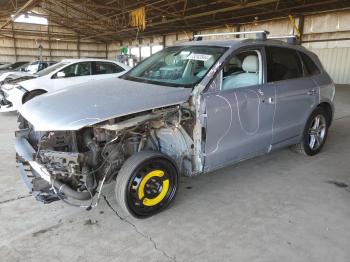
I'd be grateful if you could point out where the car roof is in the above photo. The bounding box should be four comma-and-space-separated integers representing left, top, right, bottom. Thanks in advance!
174, 38, 309, 53
60, 58, 119, 63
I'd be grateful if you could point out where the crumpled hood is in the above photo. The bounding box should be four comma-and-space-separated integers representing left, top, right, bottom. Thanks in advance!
0, 71, 35, 83
19, 77, 192, 131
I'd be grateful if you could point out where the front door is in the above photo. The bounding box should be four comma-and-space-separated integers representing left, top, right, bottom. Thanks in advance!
203, 48, 276, 171
52, 62, 93, 91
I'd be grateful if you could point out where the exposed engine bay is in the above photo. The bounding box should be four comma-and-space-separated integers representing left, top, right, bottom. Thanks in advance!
17, 105, 197, 207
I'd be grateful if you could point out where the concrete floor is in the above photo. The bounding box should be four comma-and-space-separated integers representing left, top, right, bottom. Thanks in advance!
0, 85, 350, 262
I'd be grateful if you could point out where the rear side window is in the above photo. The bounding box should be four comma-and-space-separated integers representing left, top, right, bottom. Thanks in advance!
300, 52, 320, 76
266, 47, 303, 82
93, 62, 124, 75
38, 62, 48, 71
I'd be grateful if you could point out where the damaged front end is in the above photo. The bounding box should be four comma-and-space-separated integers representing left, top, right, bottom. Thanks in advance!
15, 105, 196, 207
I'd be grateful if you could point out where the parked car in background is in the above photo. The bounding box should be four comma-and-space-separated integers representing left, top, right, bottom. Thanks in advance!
0, 62, 33, 84
0, 61, 58, 87
0, 61, 29, 73
14, 31, 335, 218
0, 58, 130, 112
24, 60, 57, 74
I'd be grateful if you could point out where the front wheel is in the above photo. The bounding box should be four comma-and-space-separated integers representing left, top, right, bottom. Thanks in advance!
115, 151, 179, 218
291, 107, 329, 156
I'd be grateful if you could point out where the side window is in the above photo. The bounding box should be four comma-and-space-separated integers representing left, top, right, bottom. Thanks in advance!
38, 62, 48, 71
93, 62, 124, 75
266, 47, 303, 82
58, 62, 91, 78
222, 50, 261, 91
300, 52, 320, 76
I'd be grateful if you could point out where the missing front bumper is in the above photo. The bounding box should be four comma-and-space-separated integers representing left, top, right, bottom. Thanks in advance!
0, 90, 13, 111
15, 136, 62, 203
17, 162, 62, 203
15, 135, 91, 202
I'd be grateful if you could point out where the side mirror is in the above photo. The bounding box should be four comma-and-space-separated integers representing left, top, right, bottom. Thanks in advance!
56, 71, 66, 78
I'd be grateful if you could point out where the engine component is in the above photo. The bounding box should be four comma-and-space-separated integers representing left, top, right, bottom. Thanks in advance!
38, 150, 85, 177
83, 130, 100, 167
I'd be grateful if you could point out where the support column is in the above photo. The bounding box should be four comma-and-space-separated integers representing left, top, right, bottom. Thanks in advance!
235, 25, 241, 38
47, 21, 52, 59
77, 33, 80, 58
11, 22, 17, 61
162, 35, 166, 47
138, 38, 142, 62
298, 15, 305, 44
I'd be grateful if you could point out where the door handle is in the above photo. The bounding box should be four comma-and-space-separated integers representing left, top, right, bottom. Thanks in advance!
307, 89, 317, 95
262, 97, 274, 104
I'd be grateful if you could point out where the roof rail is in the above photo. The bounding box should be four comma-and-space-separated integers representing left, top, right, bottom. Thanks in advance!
268, 35, 299, 45
193, 30, 270, 41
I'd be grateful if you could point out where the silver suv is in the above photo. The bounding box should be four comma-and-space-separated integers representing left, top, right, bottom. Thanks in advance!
15, 31, 335, 218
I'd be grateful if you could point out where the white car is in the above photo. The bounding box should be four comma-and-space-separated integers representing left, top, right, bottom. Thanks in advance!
0, 71, 36, 85
0, 59, 131, 112
0, 62, 36, 86
24, 61, 57, 74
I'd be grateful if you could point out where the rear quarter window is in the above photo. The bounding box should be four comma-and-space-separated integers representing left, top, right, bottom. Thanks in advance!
300, 52, 321, 76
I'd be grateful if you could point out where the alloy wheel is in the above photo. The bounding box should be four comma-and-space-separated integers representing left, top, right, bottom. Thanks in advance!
308, 114, 327, 151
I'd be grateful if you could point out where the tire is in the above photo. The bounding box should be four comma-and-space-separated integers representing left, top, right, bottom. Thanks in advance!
115, 151, 179, 218
290, 107, 329, 156
22, 90, 46, 104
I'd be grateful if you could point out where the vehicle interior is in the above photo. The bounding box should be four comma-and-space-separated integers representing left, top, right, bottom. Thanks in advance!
126, 46, 227, 86
61, 62, 91, 77
147, 52, 217, 83
222, 50, 261, 90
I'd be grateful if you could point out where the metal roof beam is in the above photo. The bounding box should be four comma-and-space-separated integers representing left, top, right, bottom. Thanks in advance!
0, 0, 40, 30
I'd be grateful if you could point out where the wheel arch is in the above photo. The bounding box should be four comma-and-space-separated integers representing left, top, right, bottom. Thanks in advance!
317, 101, 334, 127
22, 89, 47, 104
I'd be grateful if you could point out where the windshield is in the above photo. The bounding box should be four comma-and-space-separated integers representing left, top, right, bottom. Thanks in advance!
35, 62, 69, 77
0, 62, 27, 70
0, 64, 10, 69
14, 62, 31, 71
122, 45, 227, 88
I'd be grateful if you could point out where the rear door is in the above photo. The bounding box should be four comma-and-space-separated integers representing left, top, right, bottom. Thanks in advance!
265, 46, 319, 149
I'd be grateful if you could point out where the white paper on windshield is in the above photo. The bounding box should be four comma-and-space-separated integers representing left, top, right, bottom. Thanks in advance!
187, 53, 212, 61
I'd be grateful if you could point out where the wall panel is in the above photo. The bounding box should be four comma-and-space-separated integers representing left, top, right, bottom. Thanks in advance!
309, 47, 350, 84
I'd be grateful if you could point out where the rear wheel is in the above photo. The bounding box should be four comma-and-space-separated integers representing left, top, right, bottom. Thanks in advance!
290, 107, 329, 156
115, 151, 179, 218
